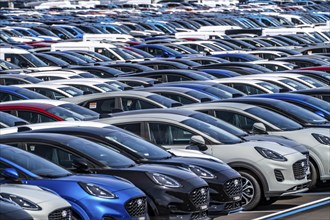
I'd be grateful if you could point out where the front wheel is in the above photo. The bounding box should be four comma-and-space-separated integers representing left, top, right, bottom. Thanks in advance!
308, 161, 318, 189
239, 170, 262, 211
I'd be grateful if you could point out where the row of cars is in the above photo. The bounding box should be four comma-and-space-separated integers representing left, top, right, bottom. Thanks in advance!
0, 1, 329, 220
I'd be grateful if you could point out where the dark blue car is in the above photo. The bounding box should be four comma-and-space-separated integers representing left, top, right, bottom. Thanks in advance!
0, 85, 49, 101
253, 93, 330, 120
0, 144, 147, 220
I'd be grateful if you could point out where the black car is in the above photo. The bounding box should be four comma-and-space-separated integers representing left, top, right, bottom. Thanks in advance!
137, 60, 190, 70
23, 126, 243, 216
42, 52, 92, 66
220, 97, 330, 128
0, 198, 33, 220
0, 133, 210, 219
105, 63, 154, 74
68, 66, 126, 78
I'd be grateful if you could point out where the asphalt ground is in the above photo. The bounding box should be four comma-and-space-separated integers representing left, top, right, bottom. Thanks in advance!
216, 183, 330, 220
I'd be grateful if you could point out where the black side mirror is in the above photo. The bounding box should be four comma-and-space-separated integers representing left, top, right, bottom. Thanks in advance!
200, 97, 212, 103
72, 158, 91, 173
83, 91, 93, 95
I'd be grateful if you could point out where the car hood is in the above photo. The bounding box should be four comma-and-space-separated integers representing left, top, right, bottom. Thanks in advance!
219, 140, 300, 156
0, 184, 69, 205
270, 127, 330, 147
55, 174, 136, 192
244, 134, 308, 153
168, 148, 224, 163
127, 163, 202, 182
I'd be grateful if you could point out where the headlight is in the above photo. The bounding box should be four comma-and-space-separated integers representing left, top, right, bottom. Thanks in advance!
255, 147, 287, 161
0, 193, 41, 211
148, 173, 182, 188
312, 133, 330, 145
188, 165, 216, 179
79, 183, 116, 199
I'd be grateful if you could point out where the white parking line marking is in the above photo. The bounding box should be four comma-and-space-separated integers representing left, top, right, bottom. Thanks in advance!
253, 197, 330, 220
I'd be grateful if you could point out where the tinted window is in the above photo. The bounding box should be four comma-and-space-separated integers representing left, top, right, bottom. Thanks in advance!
16, 110, 56, 123
0, 92, 20, 102
115, 123, 141, 136
121, 97, 158, 111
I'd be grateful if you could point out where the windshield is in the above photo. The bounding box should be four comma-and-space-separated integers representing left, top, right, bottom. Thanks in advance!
59, 87, 84, 97
190, 113, 248, 137
66, 138, 135, 168
0, 112, 28, 127
182, 119, 242, 144
279, 78, 309, 90
46, 106, 85, 121
298, 76, 327, 88
302, 96, 330, 112
246, 107, 303, 131
59, 103, 99, 120
0, 146, 71, 177
95, 83, 120, 92
271, 101, 327, 124
204, 87, 232, 99
0, 60, 20, 70
147, 94, 178, 107
105, 130, 172, 159
257, 82, 281, 93
6, 53, 48, 68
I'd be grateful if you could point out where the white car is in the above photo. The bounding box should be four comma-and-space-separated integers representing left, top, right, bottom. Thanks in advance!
97, 113, 310, 210
26, 70, 96, 81
0, 184, 71, 220
15, 84, 84, 100
179, 102, 329, 188
39, 79, 121, 94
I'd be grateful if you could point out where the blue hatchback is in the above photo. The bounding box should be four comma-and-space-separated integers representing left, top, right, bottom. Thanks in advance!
0, 144, 147, 220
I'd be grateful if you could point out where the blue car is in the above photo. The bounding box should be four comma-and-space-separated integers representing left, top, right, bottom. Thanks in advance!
134, 44, 185, 58
253, 93, 330, 120
0, 144, 147, 220
211, 53, 261, 62
0, 85, 49, 101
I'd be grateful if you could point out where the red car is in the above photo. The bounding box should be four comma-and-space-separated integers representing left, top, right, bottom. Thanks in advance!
299, 66, 330, 73
0, 100, 86, 124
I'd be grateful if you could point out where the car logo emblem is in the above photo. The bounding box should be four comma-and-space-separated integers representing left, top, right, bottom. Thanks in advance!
137, 199, 143, 207
301, 162, 305, 167
61, 210, 67, 218
234, 179, 239, 186
200, 188, 206, 195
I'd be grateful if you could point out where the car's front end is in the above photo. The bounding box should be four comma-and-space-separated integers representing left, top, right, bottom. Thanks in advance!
28, 175, 148, 220
100, 164, 210, 220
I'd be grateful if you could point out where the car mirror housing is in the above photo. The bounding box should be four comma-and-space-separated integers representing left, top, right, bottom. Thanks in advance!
187, 135, 208, 151
252, 122, 268, 134
1, 168, 20, 182
72, 158, 91, 173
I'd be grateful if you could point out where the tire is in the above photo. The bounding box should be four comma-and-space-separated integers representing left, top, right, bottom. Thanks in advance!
71, 212, 82, 220
308, 161, 318, 189
239, 170, 262, 211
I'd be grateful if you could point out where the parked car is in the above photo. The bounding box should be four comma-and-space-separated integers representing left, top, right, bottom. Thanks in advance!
0, 75, 42, 85
0, 144, 147, 220
0, 134, 210, 219
292, 87, 330, 103
62, 91, 182, 114
0, 184, 72, 220
96, 112, 309, 210
178, 102, 329, 188
0, 85, 48, 101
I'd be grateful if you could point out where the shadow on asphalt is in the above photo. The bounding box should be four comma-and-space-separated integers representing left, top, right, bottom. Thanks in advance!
255, 204, 296, 211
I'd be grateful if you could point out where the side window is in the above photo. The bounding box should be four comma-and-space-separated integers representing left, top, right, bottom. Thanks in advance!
26, 143, 81, 168
115, 123, 141, 136
121, 97, 158, 111
34, 88, 65, 100
0, 92, 21, 102
159, 93, 194, 104
85, 98, 115, 113
120, 67, 137, 73
16, 110, 56, 123
72, 85, 99, 94
3, 78, 25, 85
215, 110, 257, 132
95, 48, 118, 60
148, 122, 194, 145
166, 74, 190, 82
231, 83, 265, 95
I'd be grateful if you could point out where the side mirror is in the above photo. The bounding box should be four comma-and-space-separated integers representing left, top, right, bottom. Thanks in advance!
83, 91, 93, 95
200, 97, 212, 103
187, 135, 208, 151
72, 158, 90, 173
232, 93, 244, 98
171, 102, 183, 107
1, 168, 20, 181
163, 52, 170, 58
252, 122, 268, 134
